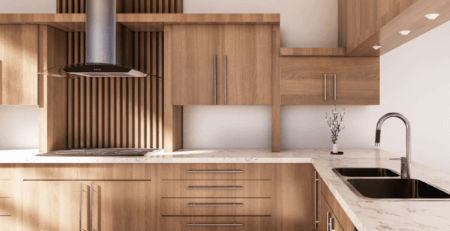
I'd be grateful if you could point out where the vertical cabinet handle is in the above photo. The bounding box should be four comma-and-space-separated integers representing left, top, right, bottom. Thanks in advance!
79, 183, 82, 231
330, 217, 335, 231
324, 74, 327, 101
315, 171, 319, 229
224, 56, 227, 105
214, 56, 217, 105
334, 74, 337, 101
327, 212, 330, 231
90, 182, 93, 231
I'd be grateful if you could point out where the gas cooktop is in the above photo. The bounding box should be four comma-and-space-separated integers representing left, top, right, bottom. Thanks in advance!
36, 148, 159, 156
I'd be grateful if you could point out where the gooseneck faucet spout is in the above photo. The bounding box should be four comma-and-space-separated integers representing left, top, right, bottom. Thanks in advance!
375, 113, 411, 179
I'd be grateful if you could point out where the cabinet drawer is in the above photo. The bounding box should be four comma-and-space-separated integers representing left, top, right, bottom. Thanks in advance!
161, 164, 274, 180
0, 198, 12, 215
161, 180, 272, 197
0, 180, 11, 197
161, 217, 272, 231
161, 198, 272, 216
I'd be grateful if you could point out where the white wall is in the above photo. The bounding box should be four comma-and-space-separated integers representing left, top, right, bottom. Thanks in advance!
184, 0, 450, 174
0, 0, 55, 150
185, 0, 338, 47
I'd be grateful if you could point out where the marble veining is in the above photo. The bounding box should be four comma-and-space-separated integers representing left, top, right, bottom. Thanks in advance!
1, 148, 450, 231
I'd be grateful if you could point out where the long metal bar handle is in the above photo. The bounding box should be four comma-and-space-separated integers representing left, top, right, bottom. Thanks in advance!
187, 170, 243, 173
214, 56, 217, 105
187, 203, 243, 207
324, 74, 327, 101
90, 182, 92, 231
224, 56, 227, 105
79, 183, 82, 231
334, 74, 337, 101
327, 213, 330, 231
315, 171, 319, 229
187, 224, 243, 227
187, 186, 243, 190
330, 217, 335, 231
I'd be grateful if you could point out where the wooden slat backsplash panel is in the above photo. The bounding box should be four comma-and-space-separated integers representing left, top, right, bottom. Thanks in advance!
60, 0, 182, 150
57, 0, 183, 13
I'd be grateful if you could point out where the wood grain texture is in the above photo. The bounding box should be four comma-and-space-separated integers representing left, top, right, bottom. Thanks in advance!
280, 47, 346, 57
224, 25, 272, 105
271, 25, 281, 152
38, 25, 68, 152
280, 57, 380, 105
91, 181, 156, 231
272, 164, 315, 231
319, 193, 344, 231
160, 198, 272, 216
0, 25, 38, 105
160, 217, 272, 231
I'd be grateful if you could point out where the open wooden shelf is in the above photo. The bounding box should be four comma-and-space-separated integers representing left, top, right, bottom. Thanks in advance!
0, 13, 280, 32
280, 48, 346, 57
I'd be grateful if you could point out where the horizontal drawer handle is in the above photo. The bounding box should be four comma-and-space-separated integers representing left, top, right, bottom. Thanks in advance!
187, 186, 243, 190
186, 170, 243, 173
187, 224, 243, 227
187, 203, 243, 207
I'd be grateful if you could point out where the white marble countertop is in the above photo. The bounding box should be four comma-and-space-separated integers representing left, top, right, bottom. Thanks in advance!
1, 148, 450, 231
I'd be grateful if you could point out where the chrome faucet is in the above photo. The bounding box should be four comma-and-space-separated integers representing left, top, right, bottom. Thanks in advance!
375, 113, 411, 179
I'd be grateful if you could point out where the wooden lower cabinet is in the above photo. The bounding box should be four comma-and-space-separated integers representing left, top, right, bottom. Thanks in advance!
22, 181, 154, 231
160, 217, 272, 231
319, 194, 344, 231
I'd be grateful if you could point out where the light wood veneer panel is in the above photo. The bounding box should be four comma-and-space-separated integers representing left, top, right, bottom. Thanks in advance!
161, 198, 272, 216
160, 217, 272, 231
0, 25, 38, 105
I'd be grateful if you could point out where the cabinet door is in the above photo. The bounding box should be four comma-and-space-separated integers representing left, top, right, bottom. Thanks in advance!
222, 25, 272, 105
22, 181, 90, 231
329, 57, 380, 105
91, 181, 154, 231
281, 57, 330, 105
0, 25, 38, 105
319, 194, 344, 231
171, 25, 222, 105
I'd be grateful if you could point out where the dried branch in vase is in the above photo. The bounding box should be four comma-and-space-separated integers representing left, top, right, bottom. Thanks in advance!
326, 105, 345, 144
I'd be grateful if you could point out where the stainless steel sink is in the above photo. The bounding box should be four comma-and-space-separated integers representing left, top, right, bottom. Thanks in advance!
333, 168, 399, 177
347, 179, 450, 200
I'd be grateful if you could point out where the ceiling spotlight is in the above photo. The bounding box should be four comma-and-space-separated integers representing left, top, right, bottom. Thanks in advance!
399, 30, 411, 35
373, 45, 382, 50
425, 13, 440, 20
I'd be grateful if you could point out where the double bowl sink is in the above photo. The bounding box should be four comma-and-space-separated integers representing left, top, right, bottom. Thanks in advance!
333, 168, 450, 200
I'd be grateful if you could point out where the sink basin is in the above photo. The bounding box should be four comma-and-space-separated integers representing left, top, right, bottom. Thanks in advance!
347, 179, 450, 199
334, 168, 399, 177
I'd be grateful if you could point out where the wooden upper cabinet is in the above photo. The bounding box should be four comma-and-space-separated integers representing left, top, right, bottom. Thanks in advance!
170, 24, 273, 105
171, 25, 222, 105
281, 57, 379, 105
330, 57, 379, 105
0, 25, 38, 105
222, 25, 272, 105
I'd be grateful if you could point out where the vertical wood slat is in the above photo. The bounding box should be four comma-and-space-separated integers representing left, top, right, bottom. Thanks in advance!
64, 0, 184, 150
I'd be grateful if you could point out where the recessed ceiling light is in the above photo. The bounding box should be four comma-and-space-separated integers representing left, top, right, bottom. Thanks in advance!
425, 13, 440, 20
399, 30, 411, 35
373, 45, 382, 50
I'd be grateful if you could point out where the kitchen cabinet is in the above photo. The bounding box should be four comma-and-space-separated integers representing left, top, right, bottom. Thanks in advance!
169, 24, 272, 106
317, 172, 355, 231
280, 57, 379, 105
22, 181, 154, 231
171, 25, 222, 105
0, 25, 39, 105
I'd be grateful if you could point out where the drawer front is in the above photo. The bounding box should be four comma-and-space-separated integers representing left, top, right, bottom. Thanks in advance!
161, 198, 272, 216
161, 164, 274, 180
0, 198, 12, 215
161, 217, 272, 231
161, 180, 272, 197
0, 180, 11, 197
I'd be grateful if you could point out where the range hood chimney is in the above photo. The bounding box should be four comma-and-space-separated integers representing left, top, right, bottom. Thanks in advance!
40, 0, 147, 78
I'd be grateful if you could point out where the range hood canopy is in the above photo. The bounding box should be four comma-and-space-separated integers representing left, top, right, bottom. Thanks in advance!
39, 0, 147, 78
